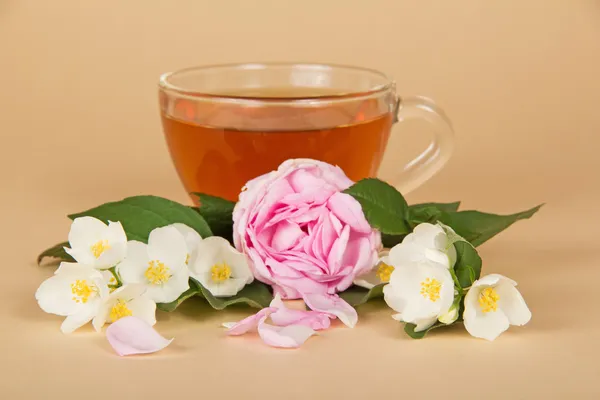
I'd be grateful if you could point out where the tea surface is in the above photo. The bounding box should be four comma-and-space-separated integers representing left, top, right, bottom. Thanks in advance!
162, 87, 393, 201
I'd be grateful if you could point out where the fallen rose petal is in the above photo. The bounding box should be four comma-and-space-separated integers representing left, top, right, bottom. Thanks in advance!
303, 293, 358, 328
270, 294, 331, 330
106, 316, 172, 357
257, 317, 317, 348
223, 307, 277, 336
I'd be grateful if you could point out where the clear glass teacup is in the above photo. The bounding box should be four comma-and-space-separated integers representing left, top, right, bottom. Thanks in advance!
159, 63, 453, 201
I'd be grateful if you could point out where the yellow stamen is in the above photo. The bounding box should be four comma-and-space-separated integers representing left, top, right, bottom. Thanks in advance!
109, 299, 133, 322
145, 260, 171, 285
90, 240, 111, 259
211, 263, 232, 282
420, 278, 442, 302
479, 287, 500, 313
71, 279, 98, 303
185, 253, 190, 265
376, 262, 395, 283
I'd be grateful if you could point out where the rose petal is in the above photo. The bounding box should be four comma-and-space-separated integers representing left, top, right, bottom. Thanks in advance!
222, 305, 318, 348
303, 293, 358, 328
333, 265, 358, 293
288, 168, 327, 192
311, 221, 325, 260
320, 212, 337, 255
327, 225, 350, 274
273, 284, 303, 300
253, 179, 295, 231
263, 206, 299, 229
246, 247, 273, 283
327, 192, 372, 234
223, 307, 277, 335
274, 253, 327, 274
258, 317, 317, 348
281, 187, 335, 207
302, 226, 319, 258
275, 275, 328, 298
106, 316, 173, 357
341, 236, 369, 273
329, 213, 343, 236
265, 258, 307, 278
270, 294, 332, 330
290, 206, 326, 225
271, 221, 306, 252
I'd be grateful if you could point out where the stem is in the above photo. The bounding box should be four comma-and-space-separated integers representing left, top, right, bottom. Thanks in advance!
109, 266, 122, 287
449, 268, 461, 289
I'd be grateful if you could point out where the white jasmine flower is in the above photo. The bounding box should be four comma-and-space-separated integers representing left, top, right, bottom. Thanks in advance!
383, 259, 455, 331
355, 223, 458, 290
189, 236, 253, 297
92, 284, 156, 331
389, 223, 457, 268
35, 262, 109, 333
64, 217, 127, 270
168, 223, 203, 266
353, 251, 394, 289
117, 226, 190, 303
464, 274, 531, 341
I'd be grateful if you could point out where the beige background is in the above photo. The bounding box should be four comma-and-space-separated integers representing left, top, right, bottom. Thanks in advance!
2, 0, 599, 398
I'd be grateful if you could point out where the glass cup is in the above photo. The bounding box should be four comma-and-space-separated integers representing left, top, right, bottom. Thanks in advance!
159, 63, 454, 201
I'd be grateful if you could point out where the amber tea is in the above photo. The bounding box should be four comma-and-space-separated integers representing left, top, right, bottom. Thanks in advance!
161, 87, 393, 201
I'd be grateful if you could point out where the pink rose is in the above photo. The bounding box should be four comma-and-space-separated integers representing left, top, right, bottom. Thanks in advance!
233, 159, 381, 300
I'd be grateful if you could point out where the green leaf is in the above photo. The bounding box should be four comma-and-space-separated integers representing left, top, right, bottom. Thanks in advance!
37, 242, 74, 265
339, 284, 386, 307
191, 193, 235, 243
439, 222, 483, 288
157, 279, 273, 312
408, 201, 461, 225
454, 242, 483, 288
344, 178, 410, 235
192, 193, 235, 216
466, 265, 477, 286
68, 195, 212, 242
156, 282, 201, 312
381, 233, 406, 248
411, 201, 461, 213
438, 204, 543, 247
404, 322, 447, 339
382, 202, 460, 248
198, 280, 272, 310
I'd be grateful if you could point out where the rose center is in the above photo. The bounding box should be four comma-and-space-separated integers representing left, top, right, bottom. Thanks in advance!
145, 260, 171, 285
478, 287, 500, 313
420, 278, 442, 302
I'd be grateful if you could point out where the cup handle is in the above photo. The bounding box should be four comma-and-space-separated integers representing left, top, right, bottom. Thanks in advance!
387, 95, 455, 194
